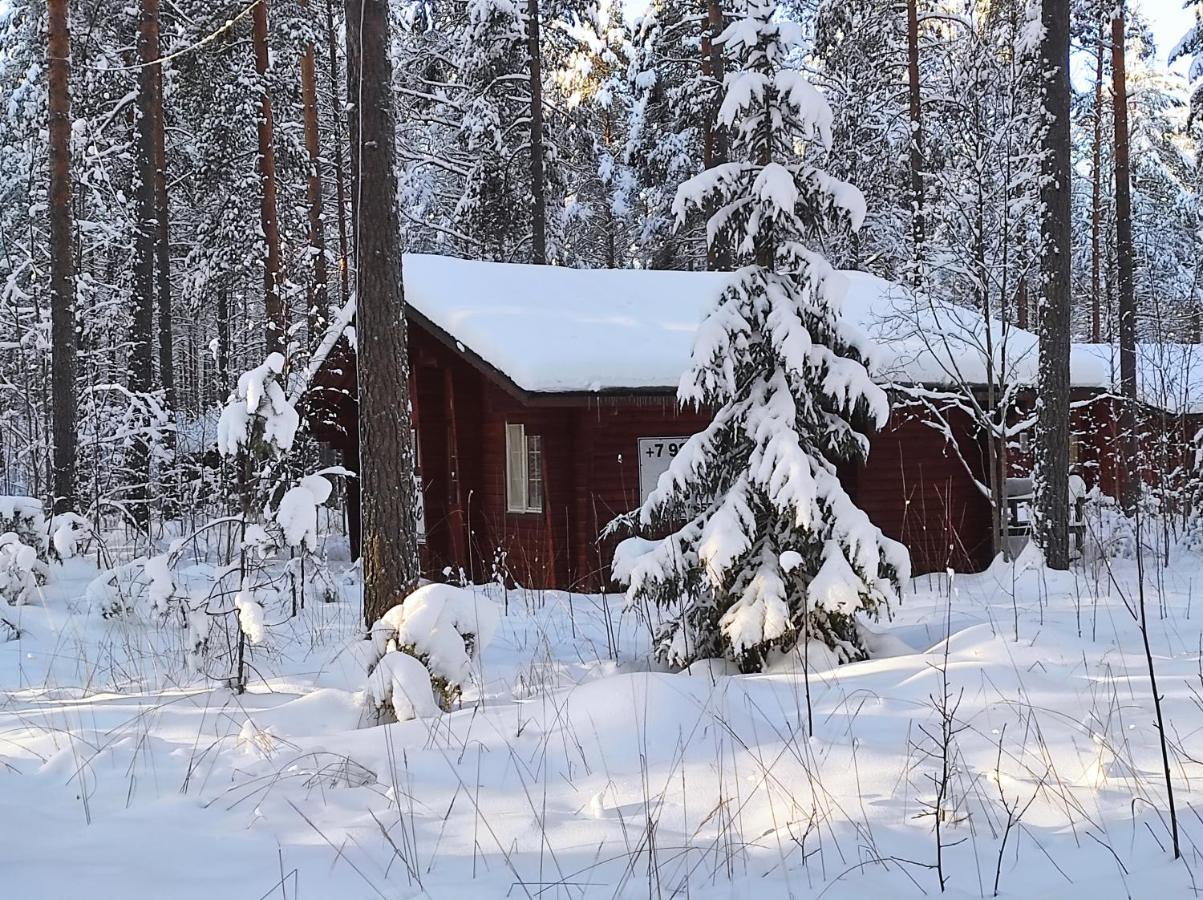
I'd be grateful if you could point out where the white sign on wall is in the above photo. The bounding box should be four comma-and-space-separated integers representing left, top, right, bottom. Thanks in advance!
638, 437, 691, 501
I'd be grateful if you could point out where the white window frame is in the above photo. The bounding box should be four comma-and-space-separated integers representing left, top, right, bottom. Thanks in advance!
505, 423, 544, 514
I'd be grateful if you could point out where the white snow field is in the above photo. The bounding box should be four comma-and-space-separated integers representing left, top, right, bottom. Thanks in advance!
2, 550, 1201, 899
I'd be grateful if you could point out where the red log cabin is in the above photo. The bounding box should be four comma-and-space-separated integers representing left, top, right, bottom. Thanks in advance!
308, 255, 1203, 589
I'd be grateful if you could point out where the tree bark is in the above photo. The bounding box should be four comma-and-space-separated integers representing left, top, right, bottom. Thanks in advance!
301, 0, 329, 348
253, 0, 285, 355
906, 0, 924, 283
130, 0, 161, 526
216, 278, 230, 400
345, 0, 422, 626
1113, 5, 1139, 512
325, 0, 351, 303
526, 0, 547, 265
1036, 0, 1072, 569
47, 0, 77, 515
152, 48, 174, 418
1090, 17, 1105, 345
702, 0, 729, 271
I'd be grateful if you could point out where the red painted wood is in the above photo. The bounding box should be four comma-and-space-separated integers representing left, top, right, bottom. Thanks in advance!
316, 318, 1203, 590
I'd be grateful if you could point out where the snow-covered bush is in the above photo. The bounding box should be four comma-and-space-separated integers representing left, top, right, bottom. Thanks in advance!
1078, 490, 1159, 563
49, 512, 90, 560
272, 473, 334, 552
217, 352, 299, 457
609, 3, 908, 672
365, 650, 440, 723
86, 552, 179, 619
0, 533, 42, 605
0, 497, 46, 554
367, 584, 501, 709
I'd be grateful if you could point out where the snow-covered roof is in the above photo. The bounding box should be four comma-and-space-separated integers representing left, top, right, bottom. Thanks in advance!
399, 254, 1117, 396
1073, 342, 1203, 415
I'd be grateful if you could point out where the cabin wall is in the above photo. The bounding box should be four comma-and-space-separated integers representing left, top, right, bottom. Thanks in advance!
571, 400, 712, 589
860, 408, 993, 574
324, 321, 1075, 591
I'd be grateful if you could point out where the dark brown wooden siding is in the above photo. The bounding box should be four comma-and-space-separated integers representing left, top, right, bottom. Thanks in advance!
313, 317, 1034, 590
858, 410, 993, 575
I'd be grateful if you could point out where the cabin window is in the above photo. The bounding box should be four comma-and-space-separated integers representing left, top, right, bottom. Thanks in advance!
506, 423, 544, 513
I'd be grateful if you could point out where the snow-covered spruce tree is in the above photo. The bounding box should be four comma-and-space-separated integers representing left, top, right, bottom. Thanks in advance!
612, 0, 909, 672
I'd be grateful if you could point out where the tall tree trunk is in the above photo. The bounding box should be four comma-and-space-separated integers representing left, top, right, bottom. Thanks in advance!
47, 0, 77, 515
301, 0, 329, 347
1036, 0, 1072, 569
130, 0, 161, 527
1090, 17, 1105, 344
325, 0, 351, 303
1113, 4, 1139, 511
346, 0, 422, 625
526, 0, 547, 265
152, 51, 173, 419
216, 278, 230, 400
702, 0, 729, 271
253, 0, 285, 355
906, 0, 924, 283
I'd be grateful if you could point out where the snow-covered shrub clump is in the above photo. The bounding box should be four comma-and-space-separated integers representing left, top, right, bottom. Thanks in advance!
610, 2, 908, 673
217, 352, 299, 456
50, 512, 90, 560
0, 497, 46, 554
365, 651, 440, 723
368, 584, 501, 709
273, 474, 333, 552
86, 553, 179, 619
0, 533, 42, 605
234, 591, 267, 644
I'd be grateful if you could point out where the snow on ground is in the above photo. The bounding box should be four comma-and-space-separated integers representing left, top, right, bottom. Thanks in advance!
2, 551, 1202, 898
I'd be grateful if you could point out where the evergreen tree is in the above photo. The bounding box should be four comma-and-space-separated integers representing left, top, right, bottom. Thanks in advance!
613, 0, 908, 672
1171, 1, 1203, 127
813, 0, 909, 277
624, 0, 713, 269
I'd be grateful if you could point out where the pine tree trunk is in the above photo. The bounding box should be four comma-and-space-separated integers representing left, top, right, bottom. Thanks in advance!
906, 0, 924, 283
345, 0, 422, 626
1036, 0, 1072, 569
526, 0, 547, 265
130, 0, 161, 527
1113, 5, 1139, 512
216, 278, 230, 400
703, 0, 729, 271
47, 0, 77, 515
301, 0, 329, 348
326, 0, 352, 302
1090, 17, 1105, 344
253, 0, 285, 355
152, 50, 174, 419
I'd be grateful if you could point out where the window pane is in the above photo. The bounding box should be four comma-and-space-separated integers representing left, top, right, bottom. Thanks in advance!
506, 424, 527, 512
527, 434, 543, 512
